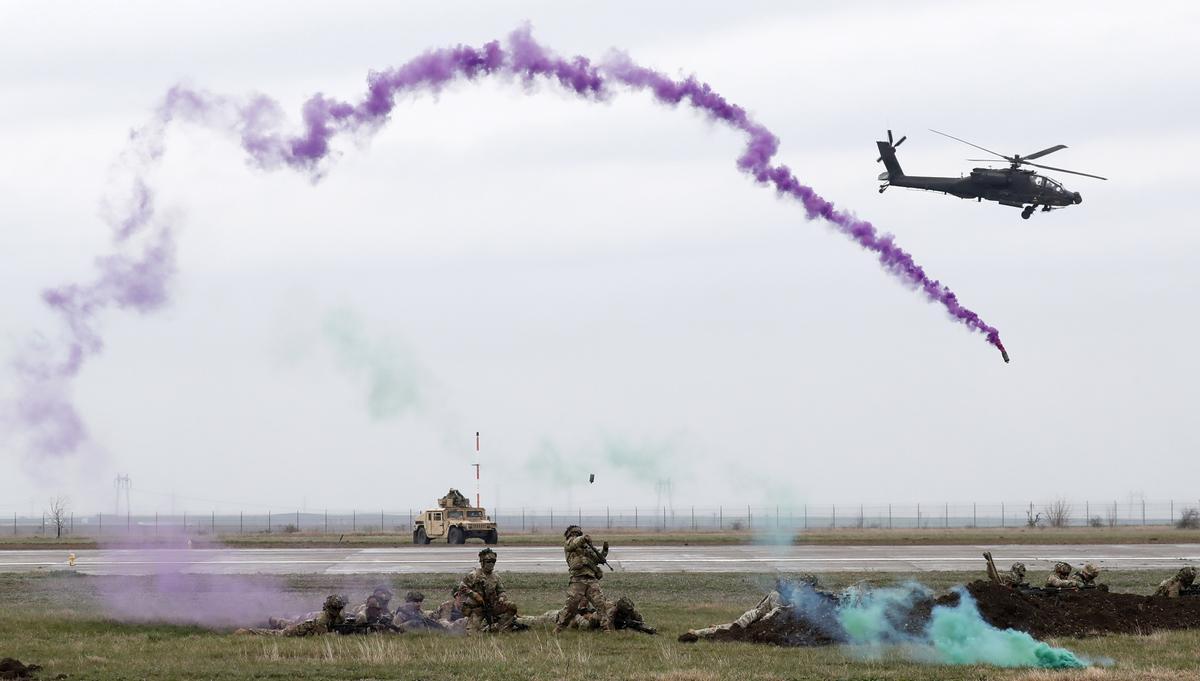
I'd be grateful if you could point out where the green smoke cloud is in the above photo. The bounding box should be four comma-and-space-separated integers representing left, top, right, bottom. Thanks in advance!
925, 591, 1085, 669
523, 439, 579, 487
835, 585, 1085, 670
321, 307, 423, 421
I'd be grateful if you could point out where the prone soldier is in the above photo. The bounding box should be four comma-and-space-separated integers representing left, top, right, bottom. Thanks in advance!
353, 587, 395, 624
1154, 566, 1198, 598
983, 552, 1029, 588
237, 594, 348, 637
555, 525, 615, 633
1045, 562, 1082, 589
1072, 563, 1107, 591
455, 548, 518, 633
394, 591, 444, 631
679, 575, 819, 642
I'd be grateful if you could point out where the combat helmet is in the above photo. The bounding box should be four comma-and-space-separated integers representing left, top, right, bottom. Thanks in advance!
1179, 566, 1197, 584
478, 547, 497, 561
1053, 561, 1072, 576
405, 590, 425, 603
323, 594, 348, 611
1079, 563, 1100, 579
564, 524, 583, 538
373, 586, 395, 602
1010, 562, 1027, 578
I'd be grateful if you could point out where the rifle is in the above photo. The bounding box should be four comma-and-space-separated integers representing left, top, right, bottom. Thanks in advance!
332, 615, 401, 635
584, 538, 614, 572
1179, 585, 1200, 597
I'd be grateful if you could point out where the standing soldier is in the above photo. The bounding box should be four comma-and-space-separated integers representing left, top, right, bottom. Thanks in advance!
455, 548, 517, 633
1154, 566, 1197, 598
555, 525, 615, 633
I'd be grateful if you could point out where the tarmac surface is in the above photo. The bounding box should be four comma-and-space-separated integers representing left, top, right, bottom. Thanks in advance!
1, 544, 1197, 575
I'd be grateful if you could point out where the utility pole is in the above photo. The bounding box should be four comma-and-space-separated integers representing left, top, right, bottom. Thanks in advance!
474, 431, 481, 508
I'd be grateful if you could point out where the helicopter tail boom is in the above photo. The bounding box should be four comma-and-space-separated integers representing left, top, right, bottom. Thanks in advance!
876, 141, 905, 180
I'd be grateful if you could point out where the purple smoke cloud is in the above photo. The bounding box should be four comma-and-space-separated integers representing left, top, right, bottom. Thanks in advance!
9, 26, 1006, 462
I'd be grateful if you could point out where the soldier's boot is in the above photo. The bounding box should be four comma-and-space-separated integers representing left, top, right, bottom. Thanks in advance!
678, 630, 699, 643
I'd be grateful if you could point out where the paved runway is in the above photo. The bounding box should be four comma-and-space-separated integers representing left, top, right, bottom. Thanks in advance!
1, 544, 1197, 575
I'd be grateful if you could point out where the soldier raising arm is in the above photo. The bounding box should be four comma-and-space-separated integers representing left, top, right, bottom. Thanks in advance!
555, 525, 616, 633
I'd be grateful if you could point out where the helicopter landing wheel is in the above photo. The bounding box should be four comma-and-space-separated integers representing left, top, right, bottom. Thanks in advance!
1021, 206, 1033, 219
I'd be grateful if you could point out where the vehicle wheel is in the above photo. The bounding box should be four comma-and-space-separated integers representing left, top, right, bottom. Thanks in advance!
1021, 207, 1033, 219
416, 527, 429, 545
485, 530, 499, 545
448, 526, 465, 545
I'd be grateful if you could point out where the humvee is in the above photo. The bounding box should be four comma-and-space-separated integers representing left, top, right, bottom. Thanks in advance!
413, 488, 498, 544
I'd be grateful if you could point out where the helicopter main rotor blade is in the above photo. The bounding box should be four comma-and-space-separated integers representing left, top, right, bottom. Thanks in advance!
928, 129, 1009, 161
1025, 161, 1108, 181
1022, 144, 1067, 161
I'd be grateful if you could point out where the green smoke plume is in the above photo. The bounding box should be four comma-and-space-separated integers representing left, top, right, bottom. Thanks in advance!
833, 584, 1085, 670
925, 590, 1085, 669
321, 307, 423, 421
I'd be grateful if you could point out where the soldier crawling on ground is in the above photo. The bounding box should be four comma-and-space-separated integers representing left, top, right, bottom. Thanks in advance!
236, 595, 348, 637
983, 552, 1029, 588
518, 596, 657, 634
394, 591, 445, 631
678, 574, 822, 643
455, 547, 518, 633
1154, 566, 1198, 598
1045, 562, 1083, 589
556, 524, 615, 633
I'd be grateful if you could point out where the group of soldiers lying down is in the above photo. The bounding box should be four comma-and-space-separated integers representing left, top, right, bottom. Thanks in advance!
236, 526, 655, 636
239, 534, 1200, 639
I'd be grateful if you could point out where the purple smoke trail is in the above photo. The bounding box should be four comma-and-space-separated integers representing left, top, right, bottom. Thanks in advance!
11, 26, 1006, 462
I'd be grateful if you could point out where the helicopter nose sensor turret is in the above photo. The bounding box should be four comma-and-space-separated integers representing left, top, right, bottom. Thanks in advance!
1073, 192, 1082, 204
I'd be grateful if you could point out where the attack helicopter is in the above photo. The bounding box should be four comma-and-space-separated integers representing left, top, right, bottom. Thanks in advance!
875, 129, 1106, 219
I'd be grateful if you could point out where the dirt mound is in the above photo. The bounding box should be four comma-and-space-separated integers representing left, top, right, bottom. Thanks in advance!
0, 658, 41, 680
963, 580, 1200, 638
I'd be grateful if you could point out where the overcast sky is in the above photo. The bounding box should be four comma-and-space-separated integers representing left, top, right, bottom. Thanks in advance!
2, 1, 1197, 516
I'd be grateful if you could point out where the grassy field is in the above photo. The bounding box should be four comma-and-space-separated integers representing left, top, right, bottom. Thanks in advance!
2, 570, 1198, 680
3, 525, 1198, 550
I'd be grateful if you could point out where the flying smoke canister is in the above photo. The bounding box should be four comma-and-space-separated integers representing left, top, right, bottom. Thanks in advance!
1001, 347, 1010, 363
589, 473, 595, 484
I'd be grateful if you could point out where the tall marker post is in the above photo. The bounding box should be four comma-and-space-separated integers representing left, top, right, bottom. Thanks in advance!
474, 431, 481, 508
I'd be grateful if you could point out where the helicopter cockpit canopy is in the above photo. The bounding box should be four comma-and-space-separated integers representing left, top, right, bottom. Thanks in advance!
1035, 175, 1066, 193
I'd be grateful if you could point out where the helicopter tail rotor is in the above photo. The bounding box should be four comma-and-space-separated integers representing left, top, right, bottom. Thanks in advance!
876, 129, 907, 162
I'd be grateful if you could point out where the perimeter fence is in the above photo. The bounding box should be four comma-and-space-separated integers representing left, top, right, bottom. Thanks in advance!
8, 499, 1200, 538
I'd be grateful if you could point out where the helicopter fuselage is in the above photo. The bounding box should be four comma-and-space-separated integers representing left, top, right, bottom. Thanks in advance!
875, 138, 1086, 218
886, 168, 1082, 208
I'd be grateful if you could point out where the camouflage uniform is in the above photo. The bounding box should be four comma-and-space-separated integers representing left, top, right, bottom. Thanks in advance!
394, 591, 444, 631
517, 608, 593, 629
1073, 563, 1102, 587
456, 548, 517, 633
237, 595, 347, 636
984, 552, 1028, 588
680, 576, 817, 642
352, 587, 395, 626
555, 525, 614, 633
682, 590, 789, 641
1154, 566, 1197, 598
610, 596, 656, 635
1045, 562, 1082, 588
